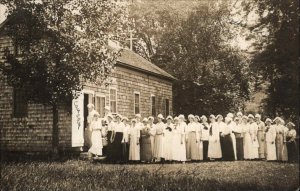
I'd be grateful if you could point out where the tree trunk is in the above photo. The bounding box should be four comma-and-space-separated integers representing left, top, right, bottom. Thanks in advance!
52, 102, 59, 160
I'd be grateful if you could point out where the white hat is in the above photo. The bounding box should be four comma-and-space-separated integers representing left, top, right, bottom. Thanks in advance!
87, 103, 94, 109
107, 114, 113, 119
234, 117, 239, 121
227, 113, 234, 118
225, 116, 232, 122
195, 115, 200, 121
93, 112, 100, 117
115, 113, 122, 118
188, 114, 195, 119
273, 117, 282, 123
209, 114, 216, 119
174, 117, 179, 121
216, 114, 223, 119
237, 112, 243, 117
166, 115, 173, 120
265, 118, 272, 123
287, 122, 295, 127
122, 117, 129, 121
280, 119, 285, 125
104, 106, 110, 111
131, 119, 137, 123
255, 114, 261, 119
178, 114, 185, 119
248, 114, 254, 119
157, 114, 164, 119
135, 114, 141, 118
201, 115, 207, 119
142, 118, 148, 123
148, 116, 154, 121
242, 115, 248, 120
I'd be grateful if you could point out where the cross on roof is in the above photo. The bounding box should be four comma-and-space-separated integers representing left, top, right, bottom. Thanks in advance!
126, 30, 137, 51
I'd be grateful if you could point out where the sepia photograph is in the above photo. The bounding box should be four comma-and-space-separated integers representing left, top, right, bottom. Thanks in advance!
0, 0, 299, 190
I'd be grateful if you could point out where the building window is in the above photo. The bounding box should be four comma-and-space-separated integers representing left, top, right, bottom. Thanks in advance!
165, 98, 169, 116
151, 95, 156, 116
96, 96, 105, 117
134, 92, 140, 114
13, 88, 28, 118
110, 88, 117, 113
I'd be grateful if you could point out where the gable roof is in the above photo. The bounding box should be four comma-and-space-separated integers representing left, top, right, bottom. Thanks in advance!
117, 48, 176, 81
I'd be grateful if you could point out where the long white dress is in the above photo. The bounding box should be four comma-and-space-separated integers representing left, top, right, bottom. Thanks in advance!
129, 125, 140, 161
249, 122, 259, 159
172, 121, 187, 161
243, 123, 253, 159
230, 123, 237, 160
154, 122, 165, 159
197, 123, 204, 160
265, 125, 277, 161
164, 123, 174, 160
208, 122, 222, 159
149, 123, 156, 157
88, 120, 103, 156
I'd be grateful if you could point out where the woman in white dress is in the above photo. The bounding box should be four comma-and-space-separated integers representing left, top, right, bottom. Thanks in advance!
164, 116, 174, 161
274, 117, 288, 161
208, 115, 222, 160
242, 115, 252, 160
88, 112, 103, 157
248, 114, 259, 159
153, 114, 165, 162
186, 115, 201, 161
174, 114, 187, 162
201, 115, 210, 161
195, 115, 203, 161
265, 118, 277, 161
128, 119, 140, 162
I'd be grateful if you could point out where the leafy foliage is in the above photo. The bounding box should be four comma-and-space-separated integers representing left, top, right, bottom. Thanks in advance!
131, 3, 250, 115
0, 0, 129, 105
239, 0, 299, 121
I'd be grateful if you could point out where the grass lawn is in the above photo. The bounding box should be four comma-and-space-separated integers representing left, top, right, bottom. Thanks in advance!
0, 160, 299, 191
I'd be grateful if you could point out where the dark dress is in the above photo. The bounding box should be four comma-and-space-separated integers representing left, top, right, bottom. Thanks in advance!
140, 127, 153, 162
108, 132, 123, 162
220, 134, 235, 161
234, 132, 244, 160
287, 137, 298, 162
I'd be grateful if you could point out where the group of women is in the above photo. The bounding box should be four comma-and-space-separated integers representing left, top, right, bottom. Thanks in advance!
87, 106, 298, 163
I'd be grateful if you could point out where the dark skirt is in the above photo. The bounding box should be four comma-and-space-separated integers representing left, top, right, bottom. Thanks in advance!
104, 130, 113, 157
220, 134, 235, 161
108, 132, 123, 162
235, 137, 244, 160
122, 143, 129, 162
287, 139, 298, 162
140, 136, 152, 162
203, 141, 209, 161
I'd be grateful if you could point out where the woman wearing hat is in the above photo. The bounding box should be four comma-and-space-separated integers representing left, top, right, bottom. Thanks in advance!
286, 122, 298, 162
220, 116, 235, 161
88, 112, 103, 158
265, 118, 277, 161
148, 116, 156, 161
195, 115, 204, 161
140, 118, 153, 163
248, 114, 259, 159
109, 114, 125, 162
128, 119, 140, 162
233, 117, 244, 160
163, 116, 174, 161
186, 115, 201, 161
153, 114, 165, 162
274, 117, 287, 161
121, 117, 130, 162
255, 114, 266, 159
208, 115, 222, 160
242, 115, 252, 160
174, 115, 187, 162
200, 115, 210, 161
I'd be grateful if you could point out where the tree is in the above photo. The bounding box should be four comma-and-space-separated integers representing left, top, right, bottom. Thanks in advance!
238, 0, 299, 121
152, 5, 250, 116
0, 0, 129, 158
